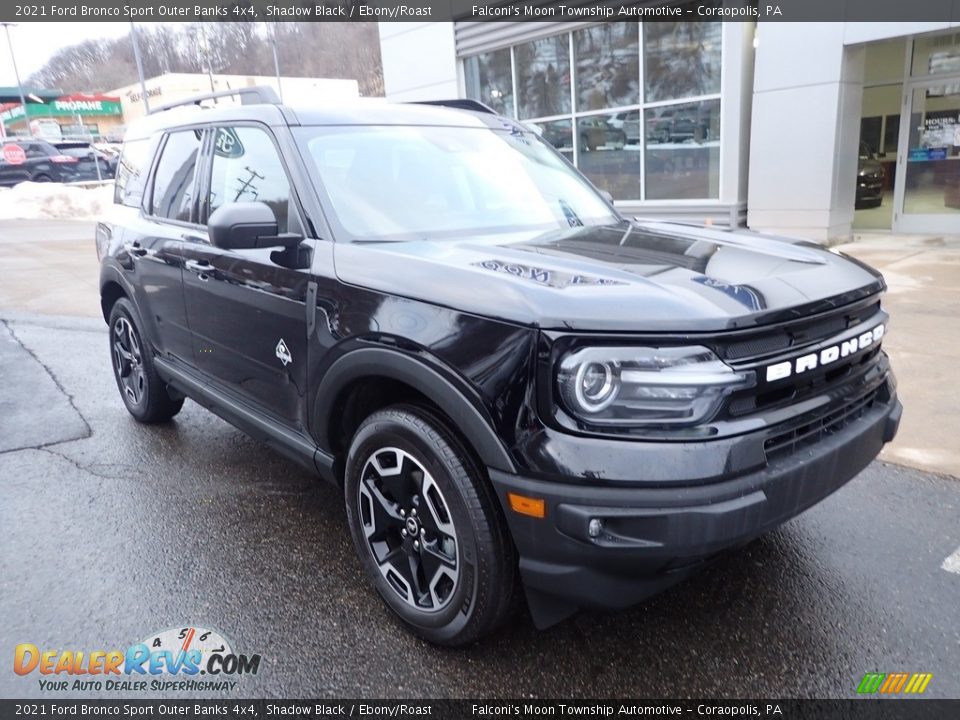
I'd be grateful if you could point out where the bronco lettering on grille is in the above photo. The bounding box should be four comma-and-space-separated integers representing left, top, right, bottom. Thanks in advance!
765, 324, 884, 383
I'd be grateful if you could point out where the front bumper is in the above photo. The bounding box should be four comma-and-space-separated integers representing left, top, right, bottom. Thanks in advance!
856, 180, 883, 204
490, 383, 901, 627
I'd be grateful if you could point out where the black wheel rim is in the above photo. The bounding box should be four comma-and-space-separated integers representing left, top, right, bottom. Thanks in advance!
357, 447, 459, 612
112, 316, 145, 406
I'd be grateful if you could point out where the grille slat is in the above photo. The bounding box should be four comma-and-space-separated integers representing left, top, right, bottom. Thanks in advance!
763, 388, 880, 459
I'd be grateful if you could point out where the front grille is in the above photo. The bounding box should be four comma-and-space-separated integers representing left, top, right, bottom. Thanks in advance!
723, 300, 880, 361
714, 296, 889, 460
727, 346, 882, 417
764, 387, 881, 459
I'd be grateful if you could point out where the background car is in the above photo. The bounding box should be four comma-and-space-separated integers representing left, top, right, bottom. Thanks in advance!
52, 141, 116, 180
856, 142, 885, 208
0, 139, 110, 186
578, 117, 627, 152
608, 112, 641, 145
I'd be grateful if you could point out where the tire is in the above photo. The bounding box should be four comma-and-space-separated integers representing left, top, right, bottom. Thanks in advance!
344, 404, 516, 646
108, 297, 184, 424
33, 174, 52, 183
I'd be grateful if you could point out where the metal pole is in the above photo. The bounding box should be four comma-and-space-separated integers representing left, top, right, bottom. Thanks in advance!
269, 24, 283, 102
129, 22, 150, 114
2, 23, 29, 134
201, 24, 215, 93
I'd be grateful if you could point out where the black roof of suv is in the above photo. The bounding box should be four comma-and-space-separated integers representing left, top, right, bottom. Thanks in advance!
98, 87, 901, 645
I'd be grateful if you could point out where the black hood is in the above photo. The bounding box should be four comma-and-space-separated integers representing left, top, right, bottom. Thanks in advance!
333, 221, 884, 332
859, 157, 883, 176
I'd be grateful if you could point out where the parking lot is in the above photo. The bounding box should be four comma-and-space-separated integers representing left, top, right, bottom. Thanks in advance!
1, 220, 959, 699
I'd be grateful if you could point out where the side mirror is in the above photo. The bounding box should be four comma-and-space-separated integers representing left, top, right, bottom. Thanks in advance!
207, 201, 301, 251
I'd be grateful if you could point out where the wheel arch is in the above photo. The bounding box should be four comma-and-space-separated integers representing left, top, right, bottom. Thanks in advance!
100, 279, 127, 323
313, 348, 517, 479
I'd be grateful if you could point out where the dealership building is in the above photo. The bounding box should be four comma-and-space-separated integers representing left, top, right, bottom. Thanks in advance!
378, 19, 960, 241
110, 72, 360, 127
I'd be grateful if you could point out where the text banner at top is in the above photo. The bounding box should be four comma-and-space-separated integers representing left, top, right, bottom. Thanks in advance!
3, 0, 960, 23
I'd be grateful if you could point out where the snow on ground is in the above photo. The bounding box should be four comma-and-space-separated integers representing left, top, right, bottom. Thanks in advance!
0, 182, 114, 221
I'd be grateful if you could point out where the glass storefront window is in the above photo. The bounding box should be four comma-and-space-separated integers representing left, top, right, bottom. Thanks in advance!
515, 35, 571, 120
576, 113, 640, 199
644, 99, 721, 199
464, 49, 514, 117
574, 23, 640, 112
902, 84, 960, 216
644, 22, 721, 103
911, 33, 960, 79
537, 118, 574, 161
864, 38, 907, 85
465, 25, 723, 202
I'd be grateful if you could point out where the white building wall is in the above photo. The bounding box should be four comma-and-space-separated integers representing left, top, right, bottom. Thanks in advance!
748, 21, 960, 242
378, 23, 459, 101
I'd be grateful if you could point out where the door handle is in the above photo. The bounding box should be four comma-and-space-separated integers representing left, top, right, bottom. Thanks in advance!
184, 259, 213, 280
124, 242, 147, 257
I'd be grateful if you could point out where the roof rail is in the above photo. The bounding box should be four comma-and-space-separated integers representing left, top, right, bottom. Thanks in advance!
149, 85, 280, 115
410, 99, 497, 114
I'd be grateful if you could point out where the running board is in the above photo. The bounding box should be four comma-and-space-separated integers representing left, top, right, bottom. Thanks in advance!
154, 356, 335, 482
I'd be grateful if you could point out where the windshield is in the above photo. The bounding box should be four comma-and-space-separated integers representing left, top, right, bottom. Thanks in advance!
296, 125, 618, 241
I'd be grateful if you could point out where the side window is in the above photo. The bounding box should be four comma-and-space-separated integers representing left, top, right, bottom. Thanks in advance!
25, 144, 49, 159
207, 126, 294, 233
151, 129, 202, 222
114, 138, 152, 208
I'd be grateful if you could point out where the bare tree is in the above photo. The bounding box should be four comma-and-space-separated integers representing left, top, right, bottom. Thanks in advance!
27, 22, 383, 97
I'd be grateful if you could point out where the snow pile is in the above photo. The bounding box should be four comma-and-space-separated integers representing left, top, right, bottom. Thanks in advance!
0, 181, 115, 220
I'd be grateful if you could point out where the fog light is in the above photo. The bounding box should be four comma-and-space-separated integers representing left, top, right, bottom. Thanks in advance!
588, 518, 604, 538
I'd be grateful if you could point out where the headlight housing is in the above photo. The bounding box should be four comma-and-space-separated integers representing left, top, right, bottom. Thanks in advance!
556, 346, 752, 428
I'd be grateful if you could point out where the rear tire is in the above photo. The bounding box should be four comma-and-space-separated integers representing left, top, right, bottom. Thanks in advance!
344, 404, 516, 646
108, 297, 184, 424
33, 174, 52, 183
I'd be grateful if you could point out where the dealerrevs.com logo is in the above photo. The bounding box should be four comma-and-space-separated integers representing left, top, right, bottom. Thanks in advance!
14, 626, 261, 693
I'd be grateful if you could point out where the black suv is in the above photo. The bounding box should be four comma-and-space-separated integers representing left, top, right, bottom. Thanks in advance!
0, 139, 107, 185
97, 88, 901, 646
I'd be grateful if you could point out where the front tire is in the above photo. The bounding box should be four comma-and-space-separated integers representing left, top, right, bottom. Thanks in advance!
108, 297, 184, 424
344, 405, 515, 646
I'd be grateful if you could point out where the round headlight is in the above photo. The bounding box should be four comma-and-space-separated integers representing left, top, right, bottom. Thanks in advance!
574, 361, 620, 413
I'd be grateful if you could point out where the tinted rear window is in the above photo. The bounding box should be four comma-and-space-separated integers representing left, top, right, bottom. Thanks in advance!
114, 138, 152, 208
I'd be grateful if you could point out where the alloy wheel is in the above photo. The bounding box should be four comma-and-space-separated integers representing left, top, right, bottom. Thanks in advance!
357, 447, 459, 612
112, 316, 145, 406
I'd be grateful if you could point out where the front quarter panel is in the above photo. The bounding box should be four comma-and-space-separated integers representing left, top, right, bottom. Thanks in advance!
307, 271, 539, 472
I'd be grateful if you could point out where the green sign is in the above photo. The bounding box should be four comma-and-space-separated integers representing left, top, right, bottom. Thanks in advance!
1, 99, 122, 125
51, 99, 122, 116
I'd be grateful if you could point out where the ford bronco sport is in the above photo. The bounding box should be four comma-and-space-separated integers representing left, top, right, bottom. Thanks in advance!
97, 87, 901, 646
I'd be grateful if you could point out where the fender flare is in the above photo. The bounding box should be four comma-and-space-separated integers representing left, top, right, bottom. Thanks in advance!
312, 347, 517, 474
98, 262, 139, 321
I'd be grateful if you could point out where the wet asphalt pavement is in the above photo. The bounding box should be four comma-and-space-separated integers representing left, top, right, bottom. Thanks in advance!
1, 313, 958, 700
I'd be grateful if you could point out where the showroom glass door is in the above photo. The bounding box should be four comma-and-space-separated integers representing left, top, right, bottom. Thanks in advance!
893, 80, 960, 233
